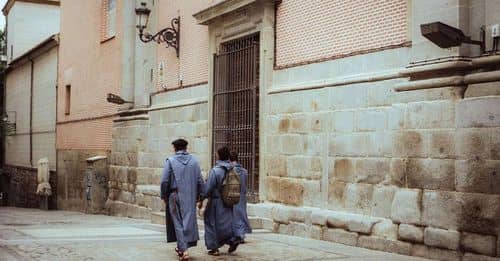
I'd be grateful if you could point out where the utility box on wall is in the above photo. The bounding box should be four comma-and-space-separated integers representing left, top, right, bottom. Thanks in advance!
84, 156, 109, 214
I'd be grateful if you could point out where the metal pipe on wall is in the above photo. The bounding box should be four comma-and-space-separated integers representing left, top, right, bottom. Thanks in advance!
29, 59, 34, 167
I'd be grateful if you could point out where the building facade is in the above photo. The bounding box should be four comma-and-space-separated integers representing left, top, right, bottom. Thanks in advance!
2, 0, 59, 208
8, 0, 499, 259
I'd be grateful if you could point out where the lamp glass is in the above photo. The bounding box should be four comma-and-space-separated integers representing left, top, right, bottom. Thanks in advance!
135, 5, 150, 29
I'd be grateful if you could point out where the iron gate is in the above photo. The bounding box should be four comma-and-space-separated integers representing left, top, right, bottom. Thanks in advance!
212, 33, 260, 202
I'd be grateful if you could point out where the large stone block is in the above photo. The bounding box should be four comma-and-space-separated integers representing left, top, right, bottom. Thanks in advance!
398, 224, 423, 243
329, 84, 368, 110
388, 103, 406, 130
324, 228, 358, 246
422, 191, 461, 230
411, 244, 463, 261
266, 177, 281, 202
429, 130, 456, 159
118, 191, 134, 204
127, 205, 150, 220
461, 232, 497, 256
456, 128, 491, 160
371, 185, 397, 219
390, 189, 422, 225
290, 207, 312, 224
372, 220, 398, 240
356, 109, 387, 131
424, 227, 460, 250
357, 236, 411, 255
456, 97, 500, 128
406, 158, 455, 191
354, 158, 389, 184
459, 193, 500, 235
329, 133, 369, 157
278, 115, 290, 133
456, 159, 500, 194
347, 215, 381, 234
310, 225, 325, 240
366, 132, 393, 157
331, 158, 355, 183
385, 158, 406, 186
302, 180, 321, 207
310, 112, 329, 133
327, 180, 346, 210
465, 82, 500, 98
265, 156, 287, 177
463, 253, 500, 261
344, 183, 373, 215
248, 203, 274, 219
280, 135, 304, 155
405, 100, 455, 129
289, 222, 309, 238
311, 210, 329, 226
271, 205, 291, 224
326, 212, 353, 229
303, 135, 322, 157
279, 178, 304, 206
289, 114, 309, 134
392, 131, 429, 158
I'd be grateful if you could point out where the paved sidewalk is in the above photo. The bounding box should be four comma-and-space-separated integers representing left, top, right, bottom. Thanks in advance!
0, 207, 429, 260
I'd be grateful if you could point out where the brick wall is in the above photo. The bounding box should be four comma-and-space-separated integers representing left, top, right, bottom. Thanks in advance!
155, 0, 210, 90
58, 0, 121, 150
57, 117, 114, 150
275, 0, 409, 68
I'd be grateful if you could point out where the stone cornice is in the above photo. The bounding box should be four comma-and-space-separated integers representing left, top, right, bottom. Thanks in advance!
193, 0, 256, 25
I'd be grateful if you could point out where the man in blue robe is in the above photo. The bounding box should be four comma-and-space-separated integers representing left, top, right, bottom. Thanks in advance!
230, 151, 252, 242
203, 146, 240, 256
160, 139, 204, 260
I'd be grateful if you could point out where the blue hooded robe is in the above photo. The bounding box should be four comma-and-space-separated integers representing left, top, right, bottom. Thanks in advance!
160, 151, 204, 252
232, 163, 252, 239
203, 160, 237, 250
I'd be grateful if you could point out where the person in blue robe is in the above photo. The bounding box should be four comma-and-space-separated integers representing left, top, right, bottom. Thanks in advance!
203, 146, 241, 256
160, 139, 204, 260
230, 150, 252, 241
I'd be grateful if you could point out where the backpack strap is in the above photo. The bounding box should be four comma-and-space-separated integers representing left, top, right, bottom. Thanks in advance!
215, 165, 228, 196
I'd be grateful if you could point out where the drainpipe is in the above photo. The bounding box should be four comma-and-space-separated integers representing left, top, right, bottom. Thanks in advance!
29, 58, 34, 167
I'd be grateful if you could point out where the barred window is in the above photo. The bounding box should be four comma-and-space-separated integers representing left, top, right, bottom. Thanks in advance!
101, 0, 116, 41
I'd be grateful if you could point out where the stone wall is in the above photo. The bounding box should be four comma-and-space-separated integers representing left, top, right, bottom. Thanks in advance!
260, 46, 500, 260
106, 85, 210, 219
1, 165, 57, 209
56, 149, 109, 211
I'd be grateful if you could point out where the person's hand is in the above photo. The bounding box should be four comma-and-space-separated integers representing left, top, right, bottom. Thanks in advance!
198, 207, 205, 218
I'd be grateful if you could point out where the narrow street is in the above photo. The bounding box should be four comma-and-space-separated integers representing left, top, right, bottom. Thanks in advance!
0, 207, 429, 260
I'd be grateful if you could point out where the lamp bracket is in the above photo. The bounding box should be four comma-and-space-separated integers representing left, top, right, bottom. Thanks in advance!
139, 17, 180, 57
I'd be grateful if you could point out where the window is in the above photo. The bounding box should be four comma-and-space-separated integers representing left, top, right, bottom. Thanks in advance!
65, 85, 71, 115
101, 0, 116, 41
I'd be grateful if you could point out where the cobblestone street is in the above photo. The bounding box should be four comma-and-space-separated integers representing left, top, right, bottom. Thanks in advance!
0, 207, 429, 260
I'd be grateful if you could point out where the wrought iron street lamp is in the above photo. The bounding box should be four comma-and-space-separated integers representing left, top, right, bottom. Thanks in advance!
135, 2, 180, 57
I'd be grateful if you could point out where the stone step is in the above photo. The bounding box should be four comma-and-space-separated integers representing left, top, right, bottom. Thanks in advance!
136, 185, 160, 196
151, 211, 165, 225
151, 211, 267, 232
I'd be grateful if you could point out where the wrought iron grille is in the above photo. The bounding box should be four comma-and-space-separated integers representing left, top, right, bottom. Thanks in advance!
213, 33, 260, 202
